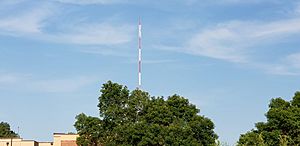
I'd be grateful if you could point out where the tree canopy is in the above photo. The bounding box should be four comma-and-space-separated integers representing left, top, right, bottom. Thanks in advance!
237, 92, 300, 146
74, 81, 218, 146
0, 122, 18, 138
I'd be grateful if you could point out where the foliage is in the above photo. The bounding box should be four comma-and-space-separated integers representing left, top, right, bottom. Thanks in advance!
75, 81, 218, 146
74, 113, 104, 146
0, 122, 18, 138
237, 92, 300, 146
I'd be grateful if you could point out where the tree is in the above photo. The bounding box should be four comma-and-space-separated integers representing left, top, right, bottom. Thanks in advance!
0, 122, 18, 138
74, 113, 104, 146
75, 81, 218, 146
237, 92, 300, 146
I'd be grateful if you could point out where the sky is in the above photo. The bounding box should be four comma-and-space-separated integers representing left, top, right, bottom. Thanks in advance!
0, 0, 300, 145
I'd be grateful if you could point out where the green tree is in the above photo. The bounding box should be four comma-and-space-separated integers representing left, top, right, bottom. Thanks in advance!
75, 81, 218, 146
74, 113, 104, 146
0, 122, 18, 138
237, 92, 300, 146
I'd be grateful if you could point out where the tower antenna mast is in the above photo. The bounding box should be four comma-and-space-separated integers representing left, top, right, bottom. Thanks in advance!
138, 18, 142, 89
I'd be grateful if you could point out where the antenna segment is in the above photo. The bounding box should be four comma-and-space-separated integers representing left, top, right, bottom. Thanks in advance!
138, 18, 142, 88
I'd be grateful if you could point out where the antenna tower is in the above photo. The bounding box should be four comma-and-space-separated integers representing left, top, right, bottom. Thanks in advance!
138, 18, 142, 89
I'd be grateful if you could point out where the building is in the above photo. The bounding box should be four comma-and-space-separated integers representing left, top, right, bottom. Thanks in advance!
0, 133, 78, 146
53, 133, 78, 146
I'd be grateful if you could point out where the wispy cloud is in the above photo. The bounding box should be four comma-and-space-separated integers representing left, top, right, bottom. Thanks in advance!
29, 77, 96, 93
0, 73, 96, 93
184, 0, 280, 5
252, 63, 298, 76
49, 23, 134, 45
126, 59, 175, 64
212, 0, 280, 4
0, 3, 53, 35
293, 2, 300, 15
0, 1, 133, 45
142, 59, 175, 64
160, 11, 300, 75
79, 47, 133, 57
186, 25, 248, 63
54, 0, 124, 5
185, 18, 300, 62
285, 52, 300, 69
217, 0, 264, 3
0, 74, 22, 84
0, 0, 26, 6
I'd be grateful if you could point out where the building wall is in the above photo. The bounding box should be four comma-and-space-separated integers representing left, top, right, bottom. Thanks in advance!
53, 134, 78, 146
38, 142, 53, 146
61, 141, 76, 146
0, 138, 36, 146
0, 134, 78, 146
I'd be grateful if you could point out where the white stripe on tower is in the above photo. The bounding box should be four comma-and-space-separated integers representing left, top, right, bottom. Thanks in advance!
138, 18, 142, 88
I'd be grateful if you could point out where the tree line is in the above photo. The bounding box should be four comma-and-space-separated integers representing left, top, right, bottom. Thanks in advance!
2, 81, 300, 145
74, 81, 217, 146
237, 92, 300, 146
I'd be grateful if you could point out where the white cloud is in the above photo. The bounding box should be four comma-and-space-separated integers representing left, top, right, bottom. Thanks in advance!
252, 19, 300, 38
218, 0, 260, 3
0, 73, 96, 93
159, 12, 300, 75
127, 59, 175, 64
0, 74, 21, 84
142, 59, 175, 64
54, 0, 123, 5
176, 0, 277, 6
213, 0, 279, 4
244, 51, 300, 76
294, 2, 300, 15
181, 0, 280, 5
0, 0, 25, 6
184, 18, 300, 62
50, 23, 134, 45
0, 1, 133, 45
29, 77, 95, 93
186, 26, 248, 63
253, 63, 298, 76
285, 53, 300, 69
79, 47, 133, 57
0, 4, 53, 34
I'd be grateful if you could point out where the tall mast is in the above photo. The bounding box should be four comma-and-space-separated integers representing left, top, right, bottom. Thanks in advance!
138, 18, 142, 89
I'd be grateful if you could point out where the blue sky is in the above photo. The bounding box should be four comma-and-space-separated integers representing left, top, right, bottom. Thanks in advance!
1, 0, 300, 145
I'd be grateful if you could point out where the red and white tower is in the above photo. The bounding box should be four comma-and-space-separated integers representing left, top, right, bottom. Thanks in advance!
138, 18, 142, 88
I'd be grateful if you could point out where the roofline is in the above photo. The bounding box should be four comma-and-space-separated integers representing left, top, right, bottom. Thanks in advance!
53, 133, 78, 135
37, 142, 53, 143
0, 138, 22, 139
